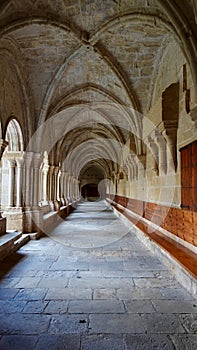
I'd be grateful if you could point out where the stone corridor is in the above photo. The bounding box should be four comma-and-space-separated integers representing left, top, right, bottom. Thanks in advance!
0, 201, 196, 350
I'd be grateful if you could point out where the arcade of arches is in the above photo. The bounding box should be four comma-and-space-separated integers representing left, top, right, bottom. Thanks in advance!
0, 1, 197, 294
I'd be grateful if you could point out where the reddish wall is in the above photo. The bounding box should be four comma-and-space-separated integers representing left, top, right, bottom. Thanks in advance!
107, 194, 197, 247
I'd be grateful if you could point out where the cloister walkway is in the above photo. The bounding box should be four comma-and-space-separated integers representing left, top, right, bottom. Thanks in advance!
0, 201, 196, 349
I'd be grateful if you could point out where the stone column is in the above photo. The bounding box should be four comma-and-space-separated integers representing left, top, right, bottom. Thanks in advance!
32, 153, 41, 207
42, 164, 49, 203
70, 175, 74, 201
54, 166, 59, 202
163, 129, 177, 173
7, 158, 15, 207
147, 136, 159, 175
155, 134, 167, 176
137, 155, 146, 180
24, 152, 33, 207
48, 165, 55, 203
57, 169, 61, 202
0, 139, 8, 160
60, 171, 65, 204
67, 174, 71, 202
77, 180, 80, 199
129, 155, 138, 181
15, 158, 24, 207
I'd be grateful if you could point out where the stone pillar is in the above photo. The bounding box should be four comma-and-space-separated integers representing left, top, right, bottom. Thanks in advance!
155, 134, 167, 176
32, 153, 41, 207
147, 136, 159, 175
57, 169, 61, 202
70, 175, 74, 201
77, 180, 80, 199
7, 158, 16, 207
163, 129, 177, 173
42, 164, 49, 203
60, 171, 65, 204
137, 155, 146, 180
15, 158, 24, 207
53, 166, 59, 202
64, 172, 68, 200
24, 152, 33, 207
0, 139, 8, 160
129, 155, 138, 181
48, 165, 55, 203
67, 174, 71, 202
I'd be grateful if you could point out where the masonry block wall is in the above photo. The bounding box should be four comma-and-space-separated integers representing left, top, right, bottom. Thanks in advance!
108, 41, 197, 249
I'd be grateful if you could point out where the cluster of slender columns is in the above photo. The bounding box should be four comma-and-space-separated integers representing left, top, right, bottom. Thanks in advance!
46, 166, 80, 208
5, 152, 42, 209
146, 126, 177, 176
3, 152, 81, 210
125, 154, 139, 183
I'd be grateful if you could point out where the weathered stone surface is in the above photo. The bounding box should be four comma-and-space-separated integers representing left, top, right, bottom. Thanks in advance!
124, 299, 155, 313
22, 300, 48, 314
0, 335, 37, 350
0, 201, 196, 349
48, 315, 88, 334
89, 314, 145, 333
170, 334, 197, 350
179, 314, 197, 333
152, 300, 197, 314
14, 288, 48, 301
68, 300, 125, 314
45, 288, 92, 300
141, 314, 186, 334
0, 300, 27, 314
81, 334, 126, 350
35, 334, 81, 350
125, 334, 175, 350
44, 300, 68, 314
0, 314, 51, 335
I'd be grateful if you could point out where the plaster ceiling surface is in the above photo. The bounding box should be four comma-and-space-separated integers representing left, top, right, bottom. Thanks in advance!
0, 0, 195, 175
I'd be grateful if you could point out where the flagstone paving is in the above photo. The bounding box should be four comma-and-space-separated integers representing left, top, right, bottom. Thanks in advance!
0, 201, 196, 349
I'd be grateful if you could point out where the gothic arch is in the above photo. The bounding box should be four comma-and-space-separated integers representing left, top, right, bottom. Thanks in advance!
5, 118, 24, 152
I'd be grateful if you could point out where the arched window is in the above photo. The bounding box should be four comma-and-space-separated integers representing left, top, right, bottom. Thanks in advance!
5, 119, 24, 152
1, 119, 24, 209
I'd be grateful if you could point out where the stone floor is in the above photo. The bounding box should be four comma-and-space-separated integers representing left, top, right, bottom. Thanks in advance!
0, 201, 196, 350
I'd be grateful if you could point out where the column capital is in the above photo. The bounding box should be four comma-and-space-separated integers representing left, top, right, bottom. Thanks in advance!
24, 152, 34, 167
16, 157, 24, 167
33, 153, 42, 168
7, 158, 16, 168
54, 166, 60, 175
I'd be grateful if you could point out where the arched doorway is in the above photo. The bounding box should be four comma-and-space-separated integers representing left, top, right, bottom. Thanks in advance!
81, 183, 99, 201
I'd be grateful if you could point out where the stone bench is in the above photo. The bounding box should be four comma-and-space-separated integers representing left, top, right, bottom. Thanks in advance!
109, 200, 197, 297
0, 231, 23, 261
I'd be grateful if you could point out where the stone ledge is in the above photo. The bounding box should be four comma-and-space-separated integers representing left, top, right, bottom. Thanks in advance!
108, 199, 197, 298
0, 232, 22, 261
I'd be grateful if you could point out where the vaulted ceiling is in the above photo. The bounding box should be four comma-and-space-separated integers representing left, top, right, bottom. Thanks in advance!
0, 0, 196, 178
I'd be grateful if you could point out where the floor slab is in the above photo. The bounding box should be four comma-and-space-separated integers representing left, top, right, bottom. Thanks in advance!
0, 201, 196, 349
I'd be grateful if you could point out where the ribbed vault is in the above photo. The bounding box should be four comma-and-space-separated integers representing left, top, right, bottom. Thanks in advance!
0, 0, 196, 196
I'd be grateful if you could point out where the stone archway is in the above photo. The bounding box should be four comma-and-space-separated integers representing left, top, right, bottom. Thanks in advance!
1, 118, 24, 231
